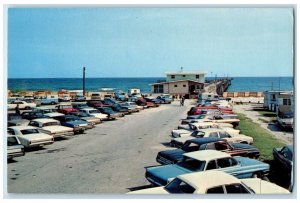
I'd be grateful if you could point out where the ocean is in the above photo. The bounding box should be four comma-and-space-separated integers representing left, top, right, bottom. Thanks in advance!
8, 77, 294, 93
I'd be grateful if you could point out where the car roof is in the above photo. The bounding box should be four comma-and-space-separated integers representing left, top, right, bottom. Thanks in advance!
32, 118, 60, 123
183, 150, 231, 161
8, 125, 38, 130
188, 137, 224, 145
44, 112, 65, 117
178, 171, 240, 193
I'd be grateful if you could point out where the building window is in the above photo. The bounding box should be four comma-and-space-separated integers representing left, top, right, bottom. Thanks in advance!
171, 75, 175, 79
174, 85, 177, 87
283, 99, 291, 106
154, 85, 164, 93
183, 85, 186, 87
182, 75, 186, 77
196, 75, 199, 79
272, 94, 276, 100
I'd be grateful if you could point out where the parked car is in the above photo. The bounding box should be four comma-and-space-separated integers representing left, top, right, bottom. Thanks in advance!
8, 100, 37, 110
111, 103, 131, 114
145, 150, 270, 186
277, 112, 293, 129
103, 98, 119, 106
157, 137, 259, 165
273, 145, 293, 173
175, 122, 234, 135
145, 97, 162, 104
96, 107, 120, 119
186, 109, 221, 119
90, 93, 102, 100
74, 95, 86, 102
32, 106, 57, 114
28, 118, 74, 138
7, 134, 25, 160
115, 92, 127, 101
136, 98, 158, 108
7, 126, 54, 148
129, 171, 290, 194
68, 112, 101, 125
180, 116, 240, 128
53, 115, 92, 133
72, 103, 90, 111
56, 104, 79, 114
21, 112, 49, 120
170, 128, 253, 148
157, 95, 172, 104
87, 100, 111, 108
80, 108, 108, 120
58, 96, 71, 102
120, 102, 143, 112
38, 95, 59, 105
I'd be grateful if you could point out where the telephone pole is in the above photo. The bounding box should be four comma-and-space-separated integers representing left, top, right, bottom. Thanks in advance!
83, 67, 86, 97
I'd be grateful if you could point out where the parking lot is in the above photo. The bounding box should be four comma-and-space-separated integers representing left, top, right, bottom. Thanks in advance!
7, 100, 193, 193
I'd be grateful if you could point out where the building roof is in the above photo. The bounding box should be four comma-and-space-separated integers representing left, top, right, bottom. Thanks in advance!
165, 71, 207, 75
178, 171, 240, 193
183, 150, 231, 161
150, 79, 204, 86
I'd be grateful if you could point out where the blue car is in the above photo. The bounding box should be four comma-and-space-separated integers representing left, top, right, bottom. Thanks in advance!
145, 150, 269, 186
54, 115, 93, 134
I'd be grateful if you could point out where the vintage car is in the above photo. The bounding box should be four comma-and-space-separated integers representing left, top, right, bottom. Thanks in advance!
178, 120, 234, 130
157, 137, 259, 165
7, 134, 25, 160
33, 106, 57, 114
273, 145, 293, 173
7, 126, 54, 148
157, 95, 172, 104
170, 128, 253, 148
277, 112, 293, 129
74, 96, 86, 102
53, 115, 92, 133
67, 112, 101, 125
111, 103, 131, 114
87, 100, 111, 108
80, 108, 108, 120
186, 109, 221, 119
103, 98, 119, 105
21, 112, 49, 120
120, 102, 143, 112
144, 97, 163, 104
96, 107, 121, 119
181, 115, 240, 127
181, 114, 211, 125
145, 150, 269, 186
172, 123, 237, 138
8, 100, 37, 110
129, 171, 290, 194
28, 118, 74, 138
56, 104, 79, 114
72, 103, 90, 110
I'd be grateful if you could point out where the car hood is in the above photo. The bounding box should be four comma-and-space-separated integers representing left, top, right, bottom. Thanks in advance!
127, 187, 168, 194
233, 156, 269, 168
42, 125, 73, 132
146, 164, 190, 185
18, 133, 53, 141
242, 178, 290, 194
158, 149, 185, 162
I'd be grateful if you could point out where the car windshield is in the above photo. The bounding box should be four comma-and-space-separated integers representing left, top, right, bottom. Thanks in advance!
20, 129, 39, 135
42, 122, 59, 127
177, 157, 206, 172
89, 110, 100, 114
7, 136, 19, 146
164, 178, 196, 194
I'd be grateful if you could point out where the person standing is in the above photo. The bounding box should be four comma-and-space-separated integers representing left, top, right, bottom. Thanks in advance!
15, 104, 20, 115
180, 96, 185, 106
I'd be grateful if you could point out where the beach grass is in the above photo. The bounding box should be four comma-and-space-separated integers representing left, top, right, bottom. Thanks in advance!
237, 113, 285, 161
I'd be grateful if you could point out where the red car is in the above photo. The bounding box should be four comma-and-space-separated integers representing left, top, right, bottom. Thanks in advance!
56, 105, 78, 114
136, 98, 159, 108
87, 100, 111, 108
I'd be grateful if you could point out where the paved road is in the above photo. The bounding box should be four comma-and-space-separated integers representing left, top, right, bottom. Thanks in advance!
7, 100, 194, 194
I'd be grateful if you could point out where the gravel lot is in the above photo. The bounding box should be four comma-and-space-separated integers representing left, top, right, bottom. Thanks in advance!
7, 100, 194, 194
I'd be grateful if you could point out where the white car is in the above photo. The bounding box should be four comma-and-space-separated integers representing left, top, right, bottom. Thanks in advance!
170, 128, 253, 148
80, 108, 108, 120
44, 112, 65, 118
128, 170, 290, 194
178, 121, 233, 130
8, 100, 37, 110
7, 134, 25, 160
7, 126, 54, 148
172, 123, 237, 138
28, 118, 74, 138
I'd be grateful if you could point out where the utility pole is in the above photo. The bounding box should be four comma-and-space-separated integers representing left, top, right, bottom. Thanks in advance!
83, 67, 86, 97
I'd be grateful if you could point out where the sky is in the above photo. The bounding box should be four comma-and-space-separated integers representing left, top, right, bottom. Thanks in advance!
7, 7, 294, 78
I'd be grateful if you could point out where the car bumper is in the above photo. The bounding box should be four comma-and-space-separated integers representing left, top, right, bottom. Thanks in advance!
52, 131, 75, 138
7, 151, 25, 159
28, 140, 54, 148
73, 126, 85, 133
